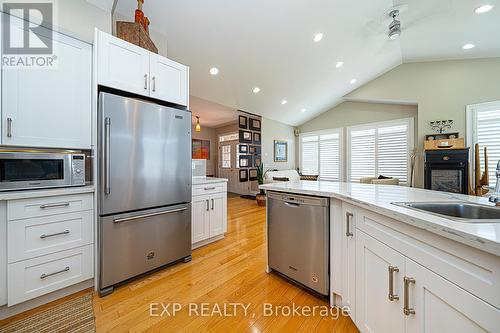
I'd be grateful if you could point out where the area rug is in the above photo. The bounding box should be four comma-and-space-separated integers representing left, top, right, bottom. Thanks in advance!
240, 194, 256, 200
0, 293, 96, 333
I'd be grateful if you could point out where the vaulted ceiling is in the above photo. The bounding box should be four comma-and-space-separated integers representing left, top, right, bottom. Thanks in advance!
116, 0, 500, 126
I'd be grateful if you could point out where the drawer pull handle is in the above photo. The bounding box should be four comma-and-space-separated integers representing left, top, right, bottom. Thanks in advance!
388, 266, 400, 301
403, 276, 416, 316
204, 187, 216, 191
40, 230, 70, 239
114, 207, 187, 223
345, 212, 354, 237
40, 202, 70, 209
40, 266, 70, 279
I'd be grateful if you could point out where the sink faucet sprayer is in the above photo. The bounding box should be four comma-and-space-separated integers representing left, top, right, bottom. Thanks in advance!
489, 161, 500, 206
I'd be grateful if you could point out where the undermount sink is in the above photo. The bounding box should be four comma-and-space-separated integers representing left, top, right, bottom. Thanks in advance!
392, 202, 500, 223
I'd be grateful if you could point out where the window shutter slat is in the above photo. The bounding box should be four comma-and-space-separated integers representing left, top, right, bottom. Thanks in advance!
476, 107, 500, 185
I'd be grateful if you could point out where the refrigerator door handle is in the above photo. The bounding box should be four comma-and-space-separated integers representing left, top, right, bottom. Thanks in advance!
113, 207, 188, 223
104, 117, 111, 195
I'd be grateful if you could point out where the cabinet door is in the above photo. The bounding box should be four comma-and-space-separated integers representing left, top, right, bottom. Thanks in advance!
2, 22, 91, 149
209, 193, 226, 237
97, 31, 150, 97
192, 196, 210, 244
405, 259, 500, 333
149, 53, 188, 106
356, 231, 405, 333
342, 203, 357, 319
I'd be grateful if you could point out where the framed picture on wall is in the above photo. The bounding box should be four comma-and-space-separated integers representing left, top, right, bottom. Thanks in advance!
239, 169, 248, 182
253, 155, 262, 167
192, 139, 210, 160
253, 132, 261, 144
239, 155, 252, 168
249, 118, 261, 132
239, 130, 252, 143
239, 144, 248, 154
239, 115, 248, 129
274, 140, 288, 162
249, 145, 261, 155
249, 169, 258, 181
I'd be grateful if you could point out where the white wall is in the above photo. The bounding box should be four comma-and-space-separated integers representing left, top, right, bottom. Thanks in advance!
343, 58, 500, 187
262, 117, 296, 171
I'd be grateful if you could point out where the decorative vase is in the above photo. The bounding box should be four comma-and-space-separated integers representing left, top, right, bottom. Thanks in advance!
135, 0, 144, 24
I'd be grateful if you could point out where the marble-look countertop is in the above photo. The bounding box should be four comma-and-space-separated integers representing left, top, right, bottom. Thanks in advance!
192, 177, 228, 185
260, 181, 500, 256
0, 185, 95, 201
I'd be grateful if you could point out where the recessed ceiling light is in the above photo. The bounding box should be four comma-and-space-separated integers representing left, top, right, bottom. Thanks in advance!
350, 79, 357, 84
252, 87, 261, 94
301, 108, 307, 113
462, 43, 475, 50
209, 67, 219, 75
336, 61, 344, 68
475, 4, 494, 13
281, 100, 288, 105
313, 33, 324, 42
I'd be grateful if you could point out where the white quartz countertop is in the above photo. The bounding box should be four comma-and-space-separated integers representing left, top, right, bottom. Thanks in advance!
192, 177, 228, 185
260, 181, 500, 256
0, 185, 95, 201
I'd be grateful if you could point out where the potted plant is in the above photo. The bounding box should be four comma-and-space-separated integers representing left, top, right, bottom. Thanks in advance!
256, 163, 266, 207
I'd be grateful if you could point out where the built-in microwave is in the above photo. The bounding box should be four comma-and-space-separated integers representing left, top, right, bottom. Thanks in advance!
0, 152, 86, 191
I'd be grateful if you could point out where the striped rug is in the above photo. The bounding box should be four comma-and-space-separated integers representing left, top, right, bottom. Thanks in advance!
0, 293, 96, 333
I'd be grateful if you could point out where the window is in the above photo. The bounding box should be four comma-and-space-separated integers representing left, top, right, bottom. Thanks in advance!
467, 101, 500, 186
219, 133, 238, 142
348, 118, 413, 184
221, 145, 231, 168
300, 129, 342, 181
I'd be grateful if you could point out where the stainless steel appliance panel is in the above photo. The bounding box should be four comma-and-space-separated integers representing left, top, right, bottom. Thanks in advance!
267, 192, 329, 295
100, 203, 191, 289
99, 92, 191, 215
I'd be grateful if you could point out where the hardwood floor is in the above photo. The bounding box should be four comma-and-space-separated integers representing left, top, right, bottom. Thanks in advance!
3, 197, 359, 333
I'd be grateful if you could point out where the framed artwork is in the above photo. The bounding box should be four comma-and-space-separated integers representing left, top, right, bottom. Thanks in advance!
249, 169, 258, 181
253, 132, 261, 144
192, 139, 210, 160
274, 140, 288, 162
239, 155, 252, 168
249, 118, 261, 132
253, 155, 262, 167
239, 144, 248, 154
249, 145, 261, 155
239, 130, 252, 143
239, 169, 248, 182
239, 115, 248, 129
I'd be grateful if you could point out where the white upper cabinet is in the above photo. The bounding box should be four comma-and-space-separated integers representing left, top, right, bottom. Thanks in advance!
150, 53, 188, 106
97, 31, 150, 97
96, 30, 189, 107
2, 20, 92, 149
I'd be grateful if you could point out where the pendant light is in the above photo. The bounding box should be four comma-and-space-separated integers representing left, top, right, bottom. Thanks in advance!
195, 116, 201, 132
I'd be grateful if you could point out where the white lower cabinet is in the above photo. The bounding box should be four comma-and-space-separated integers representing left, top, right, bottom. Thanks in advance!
191, 181, 227, 248
331, 203, 500, 333
354, 229, 500, 333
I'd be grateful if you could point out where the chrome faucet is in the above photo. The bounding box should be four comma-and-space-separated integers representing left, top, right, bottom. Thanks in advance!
489, 161, 500, 205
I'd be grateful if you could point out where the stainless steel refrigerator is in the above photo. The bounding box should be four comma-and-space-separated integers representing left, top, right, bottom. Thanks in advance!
98, 92, 192, 296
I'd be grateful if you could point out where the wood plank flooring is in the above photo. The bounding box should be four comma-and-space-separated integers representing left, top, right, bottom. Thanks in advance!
3, 197, 359, 333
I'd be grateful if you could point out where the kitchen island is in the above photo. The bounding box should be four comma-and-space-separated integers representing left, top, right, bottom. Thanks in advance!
260, 181, 500, 333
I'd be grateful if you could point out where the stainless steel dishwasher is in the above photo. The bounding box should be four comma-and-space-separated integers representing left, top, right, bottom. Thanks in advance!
267, 191, 329, 296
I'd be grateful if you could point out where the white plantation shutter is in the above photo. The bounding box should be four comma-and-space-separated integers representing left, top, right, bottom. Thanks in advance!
350, 128, 376, 182
300, 129, 342, 180
470, 103, 500, 185
348, 119, 412, 184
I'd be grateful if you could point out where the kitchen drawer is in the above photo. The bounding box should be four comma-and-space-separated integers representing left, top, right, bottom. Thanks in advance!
8, 211, 94, 263
7, 245, 93, 306
8, 193, 93, 220
192, 182, 226, 197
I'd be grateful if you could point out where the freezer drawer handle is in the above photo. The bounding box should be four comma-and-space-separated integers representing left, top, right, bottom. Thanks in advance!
113, 207, 188, 223
40, 266, 70, 279
40, 202, 70, 209
40, 230, 70, 239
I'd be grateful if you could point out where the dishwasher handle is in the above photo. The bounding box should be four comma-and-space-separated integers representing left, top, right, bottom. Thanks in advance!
284, 201, 300, 207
